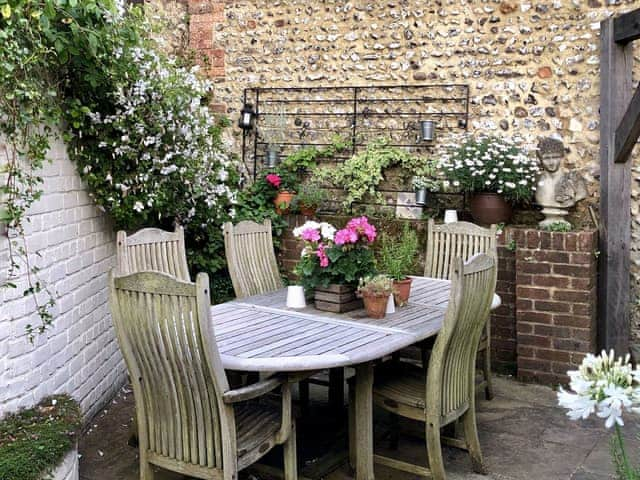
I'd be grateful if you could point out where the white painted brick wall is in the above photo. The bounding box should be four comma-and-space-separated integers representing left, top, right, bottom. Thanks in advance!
0, 135, 127, 420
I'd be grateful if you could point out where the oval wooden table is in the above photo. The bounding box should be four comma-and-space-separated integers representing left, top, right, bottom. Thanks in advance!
211, 276, 500, 480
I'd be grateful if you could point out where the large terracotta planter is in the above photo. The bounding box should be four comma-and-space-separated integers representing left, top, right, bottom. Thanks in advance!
274, 191, 296, 214
362, 292, 390, 319
469, 192, 512, 225
393, 277, 412, 307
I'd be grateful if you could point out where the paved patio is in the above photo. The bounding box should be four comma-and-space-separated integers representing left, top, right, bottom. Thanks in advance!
79, 375, 638, 480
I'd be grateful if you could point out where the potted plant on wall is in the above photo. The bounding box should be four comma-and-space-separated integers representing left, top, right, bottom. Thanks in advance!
440, 135, 539, 224
412, 157, 440, 205
264, 168, 298, 214
377, 225, 419, 306
292, 180, 328, 217
293, 216, 377, 312
357, 274, 395, 319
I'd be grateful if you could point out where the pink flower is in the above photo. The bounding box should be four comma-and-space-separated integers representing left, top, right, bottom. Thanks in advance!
316, 243, 329, 268
346, 216, 377, 243
334, 227, 358, 245
266, 173, 281, 188
301, 228, 321, 242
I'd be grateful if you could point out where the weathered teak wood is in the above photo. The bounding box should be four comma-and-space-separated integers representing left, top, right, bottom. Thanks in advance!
614, 82, 640, 164
109, 270, 297, 480
614, 8, 640, 44
424, 219, 497, 400
363, 255, 497, 480
600, 15, 633, 353
223, 220, 283, 299
117, 225, 190, 281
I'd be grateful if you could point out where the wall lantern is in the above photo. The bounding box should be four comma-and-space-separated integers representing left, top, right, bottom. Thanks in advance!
419, 120, 436, 142
238, 103, 256, 130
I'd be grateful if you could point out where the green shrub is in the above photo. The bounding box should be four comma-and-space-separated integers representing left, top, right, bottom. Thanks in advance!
377, 224, 419, 280
0, 395, 81, 480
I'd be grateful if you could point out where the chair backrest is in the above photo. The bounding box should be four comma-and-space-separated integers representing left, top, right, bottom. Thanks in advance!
116, 225, 190, 281
426, 254, 497, 425
424, 219, 497, 280
223, 219, 283, 299
109, 270, 229, 470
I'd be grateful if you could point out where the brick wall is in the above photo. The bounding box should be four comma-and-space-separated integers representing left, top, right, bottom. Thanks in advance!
511, 228, 598, 385
0, 135, 126, 419
278, 215, 598, 384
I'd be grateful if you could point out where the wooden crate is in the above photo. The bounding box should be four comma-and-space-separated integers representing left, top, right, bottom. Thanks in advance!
314, 284, 363, 313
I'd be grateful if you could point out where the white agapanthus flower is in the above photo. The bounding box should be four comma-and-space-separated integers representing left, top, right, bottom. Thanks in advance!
557, 350, 640, 429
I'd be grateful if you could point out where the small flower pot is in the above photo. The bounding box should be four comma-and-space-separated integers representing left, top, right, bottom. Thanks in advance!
299, 203, 317, 217
393, 277, 413, 307
362, 293, 390, 319
274, 191, 296, 214
469, 192, 512, 225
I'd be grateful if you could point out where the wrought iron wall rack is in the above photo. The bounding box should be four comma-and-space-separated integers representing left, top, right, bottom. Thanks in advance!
241, 84, 470, 182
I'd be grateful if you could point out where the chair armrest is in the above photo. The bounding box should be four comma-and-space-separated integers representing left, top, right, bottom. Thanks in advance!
222, 375, 285, 404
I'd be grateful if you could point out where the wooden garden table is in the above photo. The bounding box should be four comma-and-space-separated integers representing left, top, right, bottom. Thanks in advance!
211, 276, 500, 480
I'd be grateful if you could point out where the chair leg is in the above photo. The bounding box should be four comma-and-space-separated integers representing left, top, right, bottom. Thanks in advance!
348, 384, 356, 471
140, 460, 154, 480
283, 422, 298, 480
426, 421, 446, 480
462, 408, 486, 474
483, 320, 493, 400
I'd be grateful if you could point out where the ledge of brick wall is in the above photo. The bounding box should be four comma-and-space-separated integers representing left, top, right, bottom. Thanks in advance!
277, 216, 598, 385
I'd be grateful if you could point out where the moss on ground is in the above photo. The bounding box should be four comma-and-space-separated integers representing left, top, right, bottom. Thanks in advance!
0, 394, 81, 480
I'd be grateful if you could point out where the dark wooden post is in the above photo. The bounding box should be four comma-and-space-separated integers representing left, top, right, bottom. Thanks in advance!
599, 17, 633, 353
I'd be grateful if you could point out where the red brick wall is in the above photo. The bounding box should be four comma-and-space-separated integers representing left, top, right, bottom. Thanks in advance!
277, 216, 599, 385
510, 228, 598, 385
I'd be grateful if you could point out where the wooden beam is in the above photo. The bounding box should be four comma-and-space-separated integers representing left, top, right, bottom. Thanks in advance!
599, 17, 633, 353
614, 81, 640, 163
614, 8, 640, 44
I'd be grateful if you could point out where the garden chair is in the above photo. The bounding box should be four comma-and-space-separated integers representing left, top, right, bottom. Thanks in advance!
350, 254, 496, 479
116, 225, 190, 281
223, 219, 283, 299
109, 270, 297, 480
223, 219, 344, 410
424, 219, 498, 400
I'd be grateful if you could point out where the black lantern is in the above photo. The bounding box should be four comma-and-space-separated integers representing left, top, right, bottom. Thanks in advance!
238, 103, 256, 130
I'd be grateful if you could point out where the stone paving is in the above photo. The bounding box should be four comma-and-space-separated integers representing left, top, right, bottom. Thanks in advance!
79, 376, 638, 480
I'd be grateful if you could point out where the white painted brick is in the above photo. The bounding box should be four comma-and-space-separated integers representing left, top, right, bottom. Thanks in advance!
0, 135, 125, 419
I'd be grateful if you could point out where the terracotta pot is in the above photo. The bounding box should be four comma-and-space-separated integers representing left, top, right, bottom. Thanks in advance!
274, 191, 296, 214
362, 293, 390, 319
469, 192, 512, 225
299, 203, 317, 217
393, 277, 413, 307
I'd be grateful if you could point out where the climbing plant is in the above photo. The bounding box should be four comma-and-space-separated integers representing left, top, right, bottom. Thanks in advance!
0, 0, 240, 337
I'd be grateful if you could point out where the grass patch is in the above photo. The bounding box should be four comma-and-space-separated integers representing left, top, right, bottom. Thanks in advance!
0, 394, 81, 480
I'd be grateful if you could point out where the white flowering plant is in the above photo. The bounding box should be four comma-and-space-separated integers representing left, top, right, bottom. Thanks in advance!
557, 350, 640, 479
439, 135, 539, 203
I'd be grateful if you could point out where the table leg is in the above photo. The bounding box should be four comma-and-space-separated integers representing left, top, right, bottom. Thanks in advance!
353, 362, 374, 480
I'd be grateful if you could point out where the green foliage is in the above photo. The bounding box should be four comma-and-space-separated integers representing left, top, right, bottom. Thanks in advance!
377, 225, 419, 281
314, 138, 429, 209
0, 395, 81, 480
611, 426, 640, 480
542, 221, 572, 232
292, 179, 327, 211
296, 245, 376, 291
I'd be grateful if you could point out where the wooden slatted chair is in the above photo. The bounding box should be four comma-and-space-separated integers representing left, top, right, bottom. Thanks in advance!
117, 225, 190, 281
109, 270, 297, 480
353, 254, 496, 479
424, 219, 497, 400
223, 220, 283, 299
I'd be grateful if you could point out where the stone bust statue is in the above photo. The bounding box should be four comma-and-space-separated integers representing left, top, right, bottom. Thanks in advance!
535, 137, 587, 228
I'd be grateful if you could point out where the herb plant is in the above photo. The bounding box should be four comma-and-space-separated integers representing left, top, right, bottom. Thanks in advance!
377, 225, 419, 281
